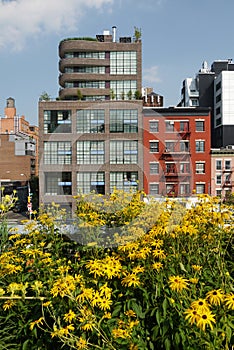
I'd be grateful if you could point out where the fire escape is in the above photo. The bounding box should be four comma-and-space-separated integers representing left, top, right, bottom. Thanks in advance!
160, 122, 191, 197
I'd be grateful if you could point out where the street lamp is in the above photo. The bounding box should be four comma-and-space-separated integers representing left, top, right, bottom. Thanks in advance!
20, 173, 32, 219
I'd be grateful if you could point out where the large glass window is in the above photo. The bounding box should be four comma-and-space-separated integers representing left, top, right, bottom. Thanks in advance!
110, 109, 138, 133
77, 172, 105, 194
44, 142, 72, 164
77, 141, 105, 164
44, 110, 71, 134
216, 174, 222, 185
64, 52, 105, 59
110, 141, 138, 164
165, 141, 175, 152
45, 172, 72, 195
77, 109, 105, 133
195, 140, 205, 152
110, 51, 137, 75
110, 80, 137, 100
65, 81, 105, 89
216, 160, 222, 170
110, 172, 138, 192
225, 160, 231, 170
65, 66, 105, 74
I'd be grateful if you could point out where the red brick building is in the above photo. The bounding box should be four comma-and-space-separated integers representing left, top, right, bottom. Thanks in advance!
143, 107, 211, 197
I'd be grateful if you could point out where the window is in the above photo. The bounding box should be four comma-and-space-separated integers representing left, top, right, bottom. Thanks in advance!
216, 189, 222, 197
110, 141, 138, 164
149, 183, 159, 195
180, 121, 189, 132
150, 162, 159, 174
216, 94, 221, 103
180, 163, 190, 173
216, 160, 222, 170
195, 141, 205, 152
110, 51, 137, 75
44, 142, 72, 164
180, 184, 190, 195
180, 141, 189, 152
225, 160, 231, 170
224, 174, 231, 185
216, 174, 222, 185
45, 172, 72, 195
196, 162, 205, 174
110, 109, 138, 133
77, 172, 105, 194
165, 141, 175, 152
65, 81, 105, 89
166, 163, 176, 173
196, 183, 205, 194
76, 141, 105, 164
216, 106, 221, 115
149, 141, 159, 153
44, 110, 71, 133
77, 109, 105, 133
65, 51, 105, 59
149, 121, 159, 133
191, 99, 198, 106
196, 121, 205, 131
166, 184, 175, 195
110, 172, 138, 193
65, 66, 105, 74
165, 121, 174, 132
216, 81, 221, 91
110, 80, 137, 100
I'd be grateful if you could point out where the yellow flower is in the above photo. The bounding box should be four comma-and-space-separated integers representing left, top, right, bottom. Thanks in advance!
0, 288, 5, 296
168, 276, 188, 292
125, 310, 136, 317
112, 328, 131, 339
98, 297, 112, 310
63, 309, 76, 323
189, 278, 199, 284
184, 308, 199, 325
196, 310, 216, 331
76, 337, 88, 349
206, 289, 224, 306
121, 273, 141, 288
152, 249, 166, 259
192, 264, 202, 271
42, 301, 51, 307
81, 321, 95, 331
152, 262, 163, 271
224, 293, 234, 310
29, 317, 44, 330
3, 300, 16, 311
191, 298, 210, 312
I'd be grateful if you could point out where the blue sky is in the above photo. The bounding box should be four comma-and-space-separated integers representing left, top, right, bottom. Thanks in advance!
0, 0, 234, 125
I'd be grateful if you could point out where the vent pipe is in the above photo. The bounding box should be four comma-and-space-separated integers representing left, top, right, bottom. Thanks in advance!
112, 26, 117, 42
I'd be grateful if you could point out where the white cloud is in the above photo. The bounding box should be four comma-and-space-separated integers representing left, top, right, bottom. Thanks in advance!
0, 0, 113, 51
143, 65, 161, 85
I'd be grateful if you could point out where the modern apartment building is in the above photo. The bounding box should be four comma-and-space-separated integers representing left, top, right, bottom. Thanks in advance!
39, 28, 143, 212
143, 107, 211, 197
179, 59, 234, 148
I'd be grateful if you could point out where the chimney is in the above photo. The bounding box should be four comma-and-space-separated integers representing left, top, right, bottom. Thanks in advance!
112, 26, 117, 42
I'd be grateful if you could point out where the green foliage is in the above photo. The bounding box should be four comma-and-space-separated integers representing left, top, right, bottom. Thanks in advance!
0, 193, 233, 349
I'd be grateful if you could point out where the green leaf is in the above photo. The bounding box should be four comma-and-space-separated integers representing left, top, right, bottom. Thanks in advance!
162, 298, 168, 317
111, 303, 122, 317
165, 338, 171, 350
179, 262, 187, 272
22, 339, 30, 350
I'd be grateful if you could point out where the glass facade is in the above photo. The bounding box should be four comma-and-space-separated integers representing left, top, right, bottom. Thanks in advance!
110, 172, 138, 192
64, 66, 105, 74
44, 142, 72, 164
109, 109, 138, 133
64, 52, 105, 59
110, 140, 138, 164
44, 110, 71, 134
45, 172, 72, 195
77, 109, 105, 133
77, 141, 105, 164
110, 80, 137, 100
110, 51, 137, 74
77, 172, 105, 194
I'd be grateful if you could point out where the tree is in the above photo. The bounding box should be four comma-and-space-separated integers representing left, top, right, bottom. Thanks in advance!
39, 91, 51, 101
77, 89, 83, 100
134, 26, 142, 42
